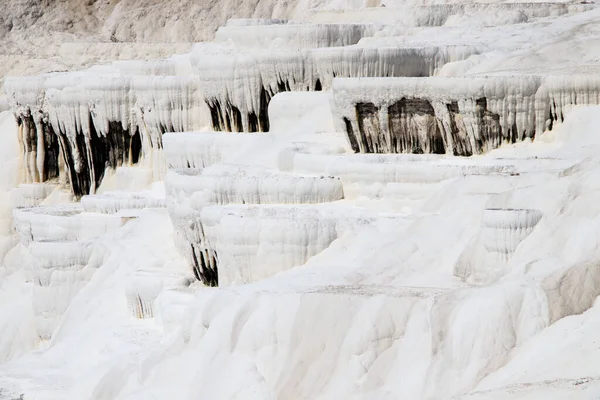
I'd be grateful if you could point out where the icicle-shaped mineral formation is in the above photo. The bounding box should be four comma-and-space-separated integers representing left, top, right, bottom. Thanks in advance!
332, 76, 600, 155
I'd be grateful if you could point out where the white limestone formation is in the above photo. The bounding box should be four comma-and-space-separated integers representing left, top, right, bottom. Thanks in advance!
310, 3, 593, 25
279, 147, 519, 187
24, 240, 95, 341
165, 164, 345, 285
13, 206, 124, 245
7, 202, 127, 343
268, 91, 336, 133
80, 192, 165, 214
6, 72, 209, 194
313, 45, 482, 87
181, 164, 344, 205
9, 183, 58, 208
200, 205, 372, 285
332, 76, 600, 156
162, 132, 260, 170
455, 208, 543, 284
132, 77, 207, 146
4, 2, 600, 400
4, 76, 62, 185
214, 23, 374, 49
193, 44, 481, 132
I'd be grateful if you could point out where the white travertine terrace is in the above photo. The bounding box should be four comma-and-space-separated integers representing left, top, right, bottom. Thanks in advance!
132, 76, 207, 148
4, 2, 600, 399
194, 44, 482, 132
80, 192, 165, 214
279, 147, 519, 184
162, 132, 261, 170
165, 164, 346, 286
310, 3, 594, 25
313, 45, 482, 87
455, 208, 544, 284
332, 76, 600, 155
12, 206, 125, 245
214, 23, 374, 48
180, 164, 344, 205
2, 31, 484, 198
199, 205, 342, 285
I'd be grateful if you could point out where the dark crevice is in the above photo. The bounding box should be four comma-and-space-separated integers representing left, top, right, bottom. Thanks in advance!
547, 105, 554, 132
208, 100, 223, 132
277, 79, 290, 92
190, 245, 202, 282
248, 112, 259, 132
315, 79, 322, 91
343, 117, 359, 153
131, 127, 142, 164
231, 105, 243, 133
43, 122, 60, 180
258, 86, 271, 132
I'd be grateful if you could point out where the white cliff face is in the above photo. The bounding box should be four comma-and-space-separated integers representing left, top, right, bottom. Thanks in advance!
4, 2, 600, 400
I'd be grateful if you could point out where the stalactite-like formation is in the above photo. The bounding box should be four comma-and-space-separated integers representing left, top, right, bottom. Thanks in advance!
6, 73, 206, 196
132, 76, 207, 150
333, 76, 600, 156
14, 111, 61, 183
4, 39, 483, 197
190, 238, 219, 287
193, 45, 481, 132
55, 112, 142, 197
356, 103, 381, 152
389, 99, 445, 154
